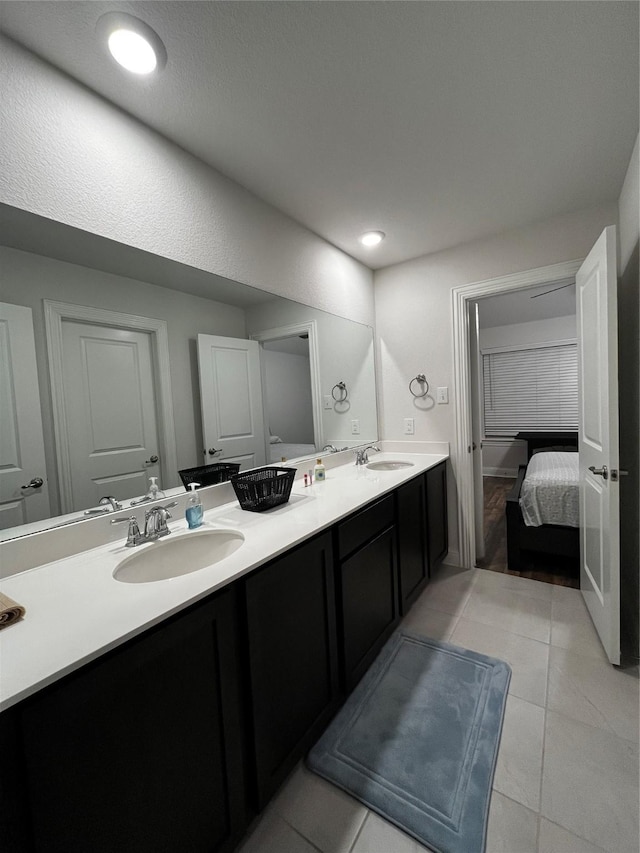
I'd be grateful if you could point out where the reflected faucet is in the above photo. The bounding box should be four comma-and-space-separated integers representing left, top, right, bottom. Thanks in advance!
84, 495, 123, 515
354, 445, 380, 466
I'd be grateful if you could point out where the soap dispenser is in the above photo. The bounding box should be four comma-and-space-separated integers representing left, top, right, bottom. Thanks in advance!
147, 476, 165, 501
186, 483, 204, 529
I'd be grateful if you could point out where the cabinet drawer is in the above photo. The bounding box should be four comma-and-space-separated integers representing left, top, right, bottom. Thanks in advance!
338, 494, 394, 559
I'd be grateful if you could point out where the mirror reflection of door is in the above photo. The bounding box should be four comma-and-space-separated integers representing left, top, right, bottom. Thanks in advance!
261, 335, 317, 464
197, 334, 266, 471
59, 321, 162, 511
0, 302, 51, 529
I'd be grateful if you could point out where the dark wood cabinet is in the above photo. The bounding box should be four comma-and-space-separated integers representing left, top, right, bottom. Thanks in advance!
1, 459, 450, 852
6, 588, 246, 853
336, 496, 399, 691
396, 474, 429, 614
426, 461, 448, 570
244, 532, 339, 809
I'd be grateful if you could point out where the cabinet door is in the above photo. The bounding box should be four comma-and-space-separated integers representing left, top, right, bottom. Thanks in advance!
397, 475, 429, 614
426, 461, 448, 570
339, 525, 399, 691
19, 589, 245, 853
245, 532, 338, 808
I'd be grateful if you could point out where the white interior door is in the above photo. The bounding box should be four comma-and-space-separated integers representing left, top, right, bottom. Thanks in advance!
468, 301, 485, 562
197, 334, 266, 470
0, 302, 51, 529
577, 225, 620, 665
61, 321, 161, 511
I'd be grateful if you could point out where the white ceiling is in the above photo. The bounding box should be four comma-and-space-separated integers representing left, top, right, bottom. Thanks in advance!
1, 1, 638, 269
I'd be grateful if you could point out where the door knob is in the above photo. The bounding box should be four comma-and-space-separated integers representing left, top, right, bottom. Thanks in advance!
208, 448, 222, 457
145, 455, 159, 464
588, 465, 608, 480
22, 477, 44, 489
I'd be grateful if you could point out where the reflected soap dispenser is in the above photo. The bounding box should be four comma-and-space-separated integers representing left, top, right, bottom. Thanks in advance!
147, 476, 165, 501
186, 483, 204, 529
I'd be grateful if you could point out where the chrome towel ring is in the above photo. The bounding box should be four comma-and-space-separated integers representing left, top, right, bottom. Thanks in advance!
332, 381, 348, 402
409, 374, 429, 398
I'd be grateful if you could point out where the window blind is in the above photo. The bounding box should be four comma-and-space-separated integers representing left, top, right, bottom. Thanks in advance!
483, 343, 578, 435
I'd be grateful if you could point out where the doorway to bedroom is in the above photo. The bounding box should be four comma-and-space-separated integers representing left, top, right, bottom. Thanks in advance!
469, 275, 580, 588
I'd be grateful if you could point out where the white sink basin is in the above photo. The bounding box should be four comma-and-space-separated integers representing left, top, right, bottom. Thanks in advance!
366, 460, 415, 471
113, 528, 245, 583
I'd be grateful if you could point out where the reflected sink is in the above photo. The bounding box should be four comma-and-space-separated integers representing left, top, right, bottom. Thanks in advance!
113, 528, 245, 583
366, 460, 415, 471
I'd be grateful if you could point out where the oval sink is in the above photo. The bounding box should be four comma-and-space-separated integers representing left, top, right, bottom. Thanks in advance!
113, 528, 245, 583
366, 460, 415, 471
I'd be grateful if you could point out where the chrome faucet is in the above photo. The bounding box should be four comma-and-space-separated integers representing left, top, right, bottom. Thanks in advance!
323, 444, 338, 453
354, 444, 381, 465
111, 501, 177, 546
143, 502, 177, 540
84, 495, 123, 515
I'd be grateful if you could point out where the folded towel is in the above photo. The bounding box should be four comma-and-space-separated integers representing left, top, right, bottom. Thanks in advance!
0, 592, 26, 629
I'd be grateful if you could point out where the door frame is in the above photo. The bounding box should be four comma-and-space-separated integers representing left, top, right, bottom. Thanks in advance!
250, 320, 323, 452
44, 300, 178, 513
451, 259, 583, 569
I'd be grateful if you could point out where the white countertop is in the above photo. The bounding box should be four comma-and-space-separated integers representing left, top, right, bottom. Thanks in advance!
0, 452, 446, 712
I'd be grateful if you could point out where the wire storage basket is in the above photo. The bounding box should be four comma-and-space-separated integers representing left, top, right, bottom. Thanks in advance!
230, 466, 296, 512
178, 463, 241, 490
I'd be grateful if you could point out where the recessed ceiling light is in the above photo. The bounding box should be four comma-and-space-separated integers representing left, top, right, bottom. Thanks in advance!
97, 13, 167, 76
359, 231, 385, 247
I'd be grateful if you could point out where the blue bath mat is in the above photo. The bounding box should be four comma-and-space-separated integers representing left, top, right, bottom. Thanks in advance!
307, 631, 511, 853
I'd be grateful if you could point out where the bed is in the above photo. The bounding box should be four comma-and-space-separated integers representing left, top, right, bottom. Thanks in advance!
505, 432, 579, 573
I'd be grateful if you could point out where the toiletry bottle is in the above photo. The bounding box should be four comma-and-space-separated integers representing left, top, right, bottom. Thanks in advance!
314, 458, 326, 481
186, 483, 203, 529
146, 476, 165, 501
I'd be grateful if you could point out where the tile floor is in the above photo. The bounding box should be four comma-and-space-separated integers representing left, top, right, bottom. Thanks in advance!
238, 566, 639, 853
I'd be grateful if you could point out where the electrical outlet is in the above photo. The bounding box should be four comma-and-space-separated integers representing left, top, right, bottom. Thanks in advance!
437, 386, 449, 404
404, 417, 415, 435
323, 395, 332, 410
351, 419, 360, 435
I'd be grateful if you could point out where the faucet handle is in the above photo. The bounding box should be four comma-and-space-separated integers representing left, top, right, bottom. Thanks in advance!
111, 515, 142, 547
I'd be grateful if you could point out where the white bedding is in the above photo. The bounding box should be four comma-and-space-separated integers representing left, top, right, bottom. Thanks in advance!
519, 451, 579, 528
270, 442, 317, 463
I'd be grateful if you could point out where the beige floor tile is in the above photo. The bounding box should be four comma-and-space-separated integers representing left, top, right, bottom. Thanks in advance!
419, 567, 477, 617
485, 792, 538, 853
350, 812, 432, 853
450, 617, 549, 707
550, 591, 608, 662
493, 695, 545, 812
547, 646, 640, 742
461, 585, 552, 644
538, 818, 606, 853
238, 808, 321, 853
400, 600, 459, 640
541, 710, 640, 853
474, 568, 553, 603
271, 764, 367, 853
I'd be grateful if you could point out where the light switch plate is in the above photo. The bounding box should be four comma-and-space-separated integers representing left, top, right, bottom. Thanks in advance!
351, 419, 360, 435
404, 417, 415, 435
437, 386, 449, 404
324, 395, 332, 410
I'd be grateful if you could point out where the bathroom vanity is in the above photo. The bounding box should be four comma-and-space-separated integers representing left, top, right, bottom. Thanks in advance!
0, 454, 447, 853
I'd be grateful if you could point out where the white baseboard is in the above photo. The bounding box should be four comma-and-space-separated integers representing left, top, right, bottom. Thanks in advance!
483, 467, 518, 478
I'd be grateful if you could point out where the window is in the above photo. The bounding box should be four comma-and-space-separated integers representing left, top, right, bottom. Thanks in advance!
482, 342, 578, 436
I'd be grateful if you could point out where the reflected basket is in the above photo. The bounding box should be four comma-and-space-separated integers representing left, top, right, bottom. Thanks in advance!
230, 466, 296, 512
178, 463, 241, 490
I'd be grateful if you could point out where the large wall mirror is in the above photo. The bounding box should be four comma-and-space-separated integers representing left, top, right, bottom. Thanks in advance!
0, 204, 378, 540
